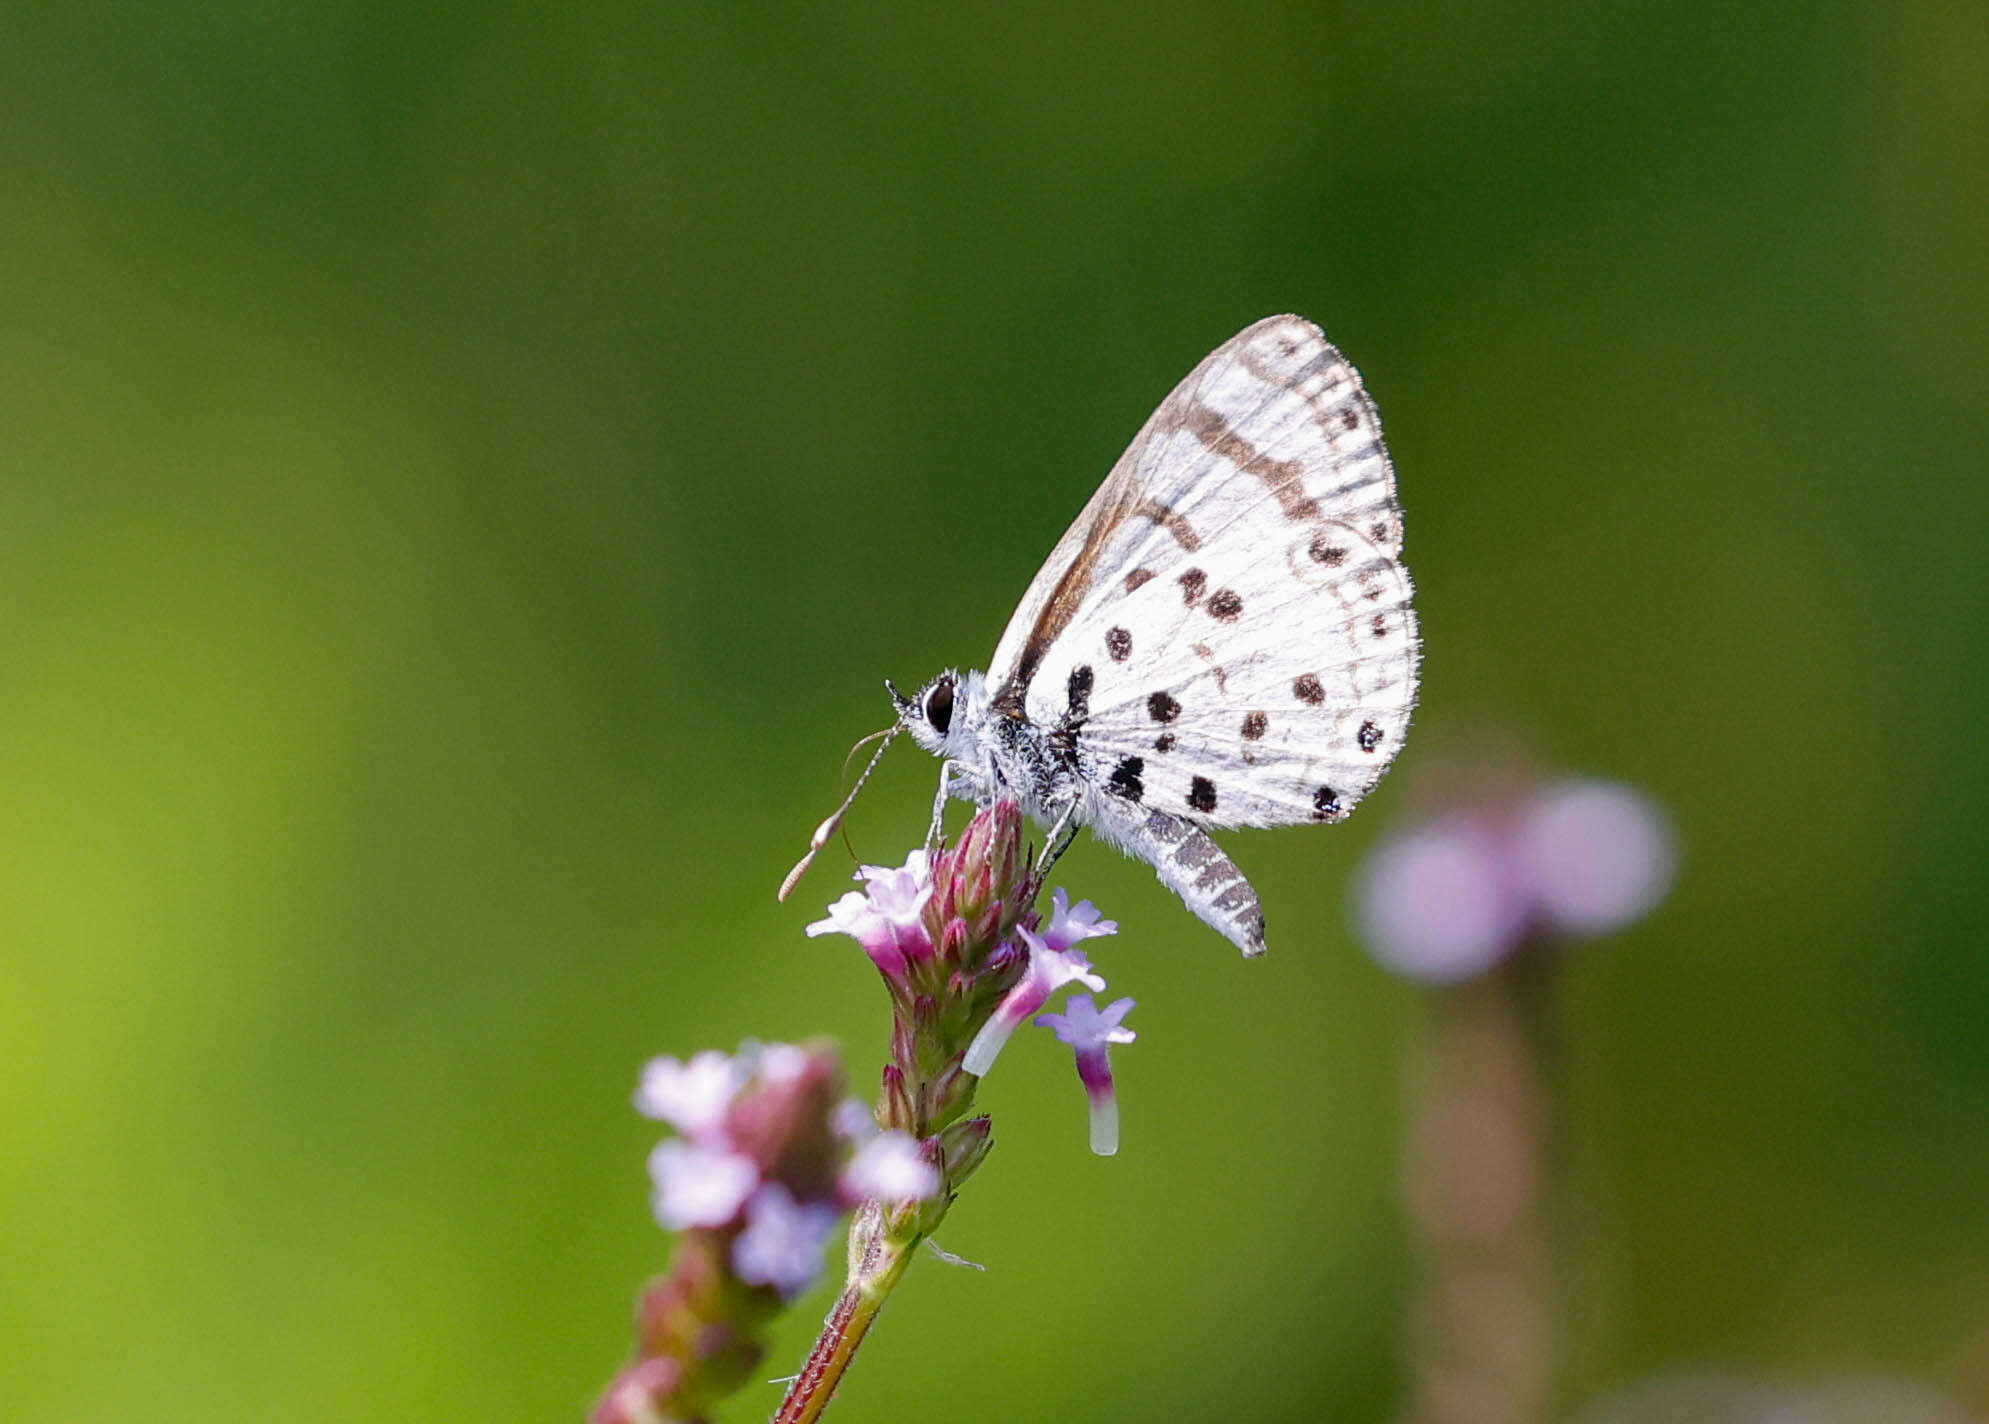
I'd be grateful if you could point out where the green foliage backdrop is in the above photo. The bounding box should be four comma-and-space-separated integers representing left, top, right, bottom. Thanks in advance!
2, 4, 1984, 1420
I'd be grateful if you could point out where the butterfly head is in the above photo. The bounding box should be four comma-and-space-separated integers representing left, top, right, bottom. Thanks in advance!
890, 669, 985, 760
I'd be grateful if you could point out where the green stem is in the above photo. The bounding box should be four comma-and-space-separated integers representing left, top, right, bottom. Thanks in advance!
769, 1206, 919, 1424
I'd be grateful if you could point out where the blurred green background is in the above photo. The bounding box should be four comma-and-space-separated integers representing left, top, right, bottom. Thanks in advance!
3, 3, 1985, 1421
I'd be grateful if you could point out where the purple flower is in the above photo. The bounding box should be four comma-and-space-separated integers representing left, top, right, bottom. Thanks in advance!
634, 1050, 743, 1139
1037, 888, 1118, 952
731, 1183, 840, 1299
1511, 780, 1674, 935
841, 1131, 942, 1204
1354, 820, 1531, 982
806, 849, 935, 978
858, 851, 933, 927
1036, 994, 1137, 1156
1352, 775, 1676, 983
962, 926, 1108, 1077
832, 1095, 878, 1142
648, 1138, 759, 1230
741, 1039, 812, 1085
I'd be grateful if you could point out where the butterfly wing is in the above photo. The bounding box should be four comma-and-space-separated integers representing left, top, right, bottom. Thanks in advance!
988, 315, 1419, 832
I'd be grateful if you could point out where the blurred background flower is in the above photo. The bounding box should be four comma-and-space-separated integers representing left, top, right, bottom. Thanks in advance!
597, 1039, 939, 1424
1352, 758, 1675, 1424
1353, 774, 1676, 982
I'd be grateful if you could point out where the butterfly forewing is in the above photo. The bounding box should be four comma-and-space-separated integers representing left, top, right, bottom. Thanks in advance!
990, 315, 1419, 829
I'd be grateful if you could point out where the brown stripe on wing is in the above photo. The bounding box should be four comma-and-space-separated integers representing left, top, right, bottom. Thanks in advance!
992, 453, 1203, 713
1134, 499, 1201, 551
1179, 399, 1323, 523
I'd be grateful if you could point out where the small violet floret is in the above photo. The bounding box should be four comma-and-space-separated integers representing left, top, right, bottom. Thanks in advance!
962, 921, 1111, 1078
649, 1138, 760, 1230
634, 1050, 744, 1140
1038, 888, 1117, 952
731, 1183, 841, 1299
1036, 994, 1137, 1156
805, 849, 936, 978
832, 1095, 879, 1143
857, 851, 933, 927
841, 1130, 942, 1204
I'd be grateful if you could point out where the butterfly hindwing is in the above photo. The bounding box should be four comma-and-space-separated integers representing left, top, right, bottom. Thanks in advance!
1073, 521, 1415, 829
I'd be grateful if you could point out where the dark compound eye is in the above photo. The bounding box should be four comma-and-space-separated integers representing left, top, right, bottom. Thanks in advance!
925, 677, 955, 735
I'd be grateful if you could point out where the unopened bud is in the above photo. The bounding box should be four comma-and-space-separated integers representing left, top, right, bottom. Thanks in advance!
939, 1115, 994, 1181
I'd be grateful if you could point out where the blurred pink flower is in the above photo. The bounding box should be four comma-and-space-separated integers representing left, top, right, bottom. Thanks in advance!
841, 1132, 942, 1204
1353, 776, 1675, 981
1355, 820, 1531, 982
648, 1139, 758, 1229
732, 1183, 842, 1299
1513, 779, 1675, 934
634, 1049, 743, 1139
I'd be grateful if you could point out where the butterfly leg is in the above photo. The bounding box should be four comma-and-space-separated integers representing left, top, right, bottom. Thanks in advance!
1034, 798, 1082, 879
926, 761, 959, 851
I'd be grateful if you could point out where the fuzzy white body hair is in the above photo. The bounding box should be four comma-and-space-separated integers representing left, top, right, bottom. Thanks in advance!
900, 667, 1270, 956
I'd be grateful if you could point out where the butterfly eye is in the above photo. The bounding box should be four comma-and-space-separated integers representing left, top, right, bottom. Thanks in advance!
925, 678, 955, 735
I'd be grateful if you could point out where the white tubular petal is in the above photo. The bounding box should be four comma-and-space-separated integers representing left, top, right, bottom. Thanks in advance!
962, 1017, 1012, 1077
1088, 1096, 1120, 1157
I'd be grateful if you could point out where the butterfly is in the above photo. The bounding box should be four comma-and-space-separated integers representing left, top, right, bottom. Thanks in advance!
783, 316, 1419, 956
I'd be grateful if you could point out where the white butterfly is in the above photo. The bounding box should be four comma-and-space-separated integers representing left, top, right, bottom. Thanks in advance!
785, 316, 1419, 956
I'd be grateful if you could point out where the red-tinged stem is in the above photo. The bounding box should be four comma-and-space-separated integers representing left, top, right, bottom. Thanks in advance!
770, 1207, 917, 1424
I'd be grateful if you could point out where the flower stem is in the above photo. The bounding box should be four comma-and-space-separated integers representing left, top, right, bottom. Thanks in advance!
771, 1206, 919, 1424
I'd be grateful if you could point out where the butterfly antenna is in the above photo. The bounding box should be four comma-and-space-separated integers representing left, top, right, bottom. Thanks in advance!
777, 724, 903, 901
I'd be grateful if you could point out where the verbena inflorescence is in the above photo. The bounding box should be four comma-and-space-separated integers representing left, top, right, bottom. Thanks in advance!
595, 801, 1136, 1424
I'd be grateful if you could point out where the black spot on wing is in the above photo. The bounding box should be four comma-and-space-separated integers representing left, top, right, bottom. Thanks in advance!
1108, 756, 1145, 802
1312, 786, 1343, 820
1153, 731, 1176, 753
1178, 568, 1206, 607
1066, 664, 1093, 720
1124, 568, 1155, 592
1105, 627, 1132, 662
1206, 588, 1243, 622
1147, 691, 1181, 723
1357, 720, 1384, 753
1187, 776, 1218, 813
1308, 533, 1348, 566
1241, 711, 1267, 740
1293, 675, 1325, 705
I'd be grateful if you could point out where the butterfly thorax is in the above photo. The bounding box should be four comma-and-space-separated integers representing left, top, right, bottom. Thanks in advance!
899, 669, 1090, 824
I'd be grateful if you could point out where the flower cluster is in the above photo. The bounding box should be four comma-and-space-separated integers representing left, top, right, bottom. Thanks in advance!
1353, 775, 1676, 983
598, 803, 1137, 1424
593, 1040, 938, 1424
807, 801, 1136, 1160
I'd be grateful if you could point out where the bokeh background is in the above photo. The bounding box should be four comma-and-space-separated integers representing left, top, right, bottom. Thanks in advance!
3, 4, 1985, 1421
